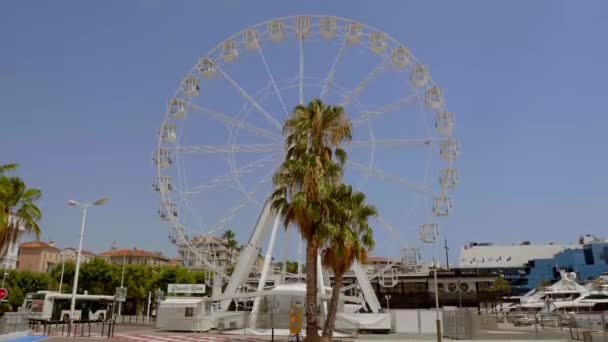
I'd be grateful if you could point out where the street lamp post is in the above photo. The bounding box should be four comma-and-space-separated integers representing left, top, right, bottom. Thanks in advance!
1, 270, 7, 289
432, 258, 442, 342
58, 255, 65, 293
67, 197, 107, 321
384, 295, 391, 312
118, 253, 126, 318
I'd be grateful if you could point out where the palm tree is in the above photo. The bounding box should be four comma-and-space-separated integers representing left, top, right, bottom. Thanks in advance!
320, 184, 376, 340
221, 229, 238, 264
0, 163, 19, 175
0, 165, 42, 259
271, 99, 352, 340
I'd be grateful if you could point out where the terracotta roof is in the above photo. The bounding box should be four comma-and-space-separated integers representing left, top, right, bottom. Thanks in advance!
19, 241, 60, 251
99, 248, 169, 260
367, 256, 389, 262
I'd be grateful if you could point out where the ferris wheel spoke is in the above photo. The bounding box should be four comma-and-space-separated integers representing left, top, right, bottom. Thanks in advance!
256, 44, 289, 117
171, 144, 282, 154
189, 103, 283, 141
201, 172, 273, 235
347, 160, 433, 195
340, 57, 390, 107
185, 154, 278, 195
347, 138, 439, 149
214, 63, 283, 131
320, 35, 348, 100
352, 94, 419, 126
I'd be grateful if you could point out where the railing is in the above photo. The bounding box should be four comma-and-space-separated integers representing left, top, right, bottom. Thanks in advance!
28, 319, 116, 338
505, 310, 608, 341
114, 314, 156, 325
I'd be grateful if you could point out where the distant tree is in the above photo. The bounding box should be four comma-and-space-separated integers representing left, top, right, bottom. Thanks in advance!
492, 276, 511, 296
79, 258, 116, 295
49, 260, 76, 293
5, 270, 50, 309
222, 229, 238, 263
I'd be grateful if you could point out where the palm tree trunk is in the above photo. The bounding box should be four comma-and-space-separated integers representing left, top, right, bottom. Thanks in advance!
305, 241, 319, 340
322, 271, 344, 339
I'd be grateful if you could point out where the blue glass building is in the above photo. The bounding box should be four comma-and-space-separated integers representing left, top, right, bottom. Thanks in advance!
457, 236, 608, 295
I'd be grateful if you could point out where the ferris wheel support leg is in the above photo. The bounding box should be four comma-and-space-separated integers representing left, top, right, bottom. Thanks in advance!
352, 261, 381, 313
297, 240, 303, 282
219, 200, 273, 311
249, 214, 281, 328
317, 253, 328, 316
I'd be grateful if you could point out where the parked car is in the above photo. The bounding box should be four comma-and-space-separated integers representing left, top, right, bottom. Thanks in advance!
513, 314, 535, 326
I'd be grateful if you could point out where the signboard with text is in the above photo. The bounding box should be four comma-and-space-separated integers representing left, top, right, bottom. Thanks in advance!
167, 284, 206, 294
115, 287, 127, 302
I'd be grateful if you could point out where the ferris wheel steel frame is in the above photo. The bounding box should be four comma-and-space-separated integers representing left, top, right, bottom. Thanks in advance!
155, 15, 459, 317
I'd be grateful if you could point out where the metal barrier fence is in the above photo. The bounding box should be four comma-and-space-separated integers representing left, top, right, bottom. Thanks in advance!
500, 310, 608, 341
215, 311, 358, 339
443, 310, 473, 339
0, 312, 28, 335
28, 319, 116, 338
114, 314, 156, 326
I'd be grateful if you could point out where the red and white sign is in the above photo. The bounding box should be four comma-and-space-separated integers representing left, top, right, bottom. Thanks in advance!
0, 288, 8, 300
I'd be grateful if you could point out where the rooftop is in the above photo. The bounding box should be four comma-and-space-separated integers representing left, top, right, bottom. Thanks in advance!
19, 241, 60, 251
458, 243, 576, 268
62, 247, 96, 256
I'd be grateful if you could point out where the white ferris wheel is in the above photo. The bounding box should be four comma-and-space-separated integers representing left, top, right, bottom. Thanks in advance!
155, 15, 459, 311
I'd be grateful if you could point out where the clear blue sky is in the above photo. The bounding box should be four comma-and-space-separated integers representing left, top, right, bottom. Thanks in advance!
2, 1, 608, 262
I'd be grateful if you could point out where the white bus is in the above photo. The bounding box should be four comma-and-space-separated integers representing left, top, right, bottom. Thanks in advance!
22, 291, 114, 322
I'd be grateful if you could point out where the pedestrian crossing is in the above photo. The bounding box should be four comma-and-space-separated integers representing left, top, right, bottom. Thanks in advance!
113, 334, 263, 341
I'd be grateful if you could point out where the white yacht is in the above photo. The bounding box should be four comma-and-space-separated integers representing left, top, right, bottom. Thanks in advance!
505, 271, 608, 327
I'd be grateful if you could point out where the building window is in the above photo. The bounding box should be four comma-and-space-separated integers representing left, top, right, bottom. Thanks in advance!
185, 307, 194, 317
583, 246, 595, 265
460, 282, 469, 292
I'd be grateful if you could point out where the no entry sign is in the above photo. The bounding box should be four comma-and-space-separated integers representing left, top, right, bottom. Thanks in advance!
0, 288, 8, 300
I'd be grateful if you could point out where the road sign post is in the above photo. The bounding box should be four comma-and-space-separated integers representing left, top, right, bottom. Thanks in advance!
115, 287, 127, 302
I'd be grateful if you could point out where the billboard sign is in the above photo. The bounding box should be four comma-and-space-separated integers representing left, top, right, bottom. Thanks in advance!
167, 284, 206, 294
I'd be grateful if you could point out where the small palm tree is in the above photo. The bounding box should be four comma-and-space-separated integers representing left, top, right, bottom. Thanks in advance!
0, 164, 42, 258
272, 99, 352, 339
221, 229, 238, 264
320, 184, 376, 340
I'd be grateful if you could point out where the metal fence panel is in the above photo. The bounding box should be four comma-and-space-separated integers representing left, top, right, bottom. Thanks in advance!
443, 310, 472, 340
0, 313, 28, 335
